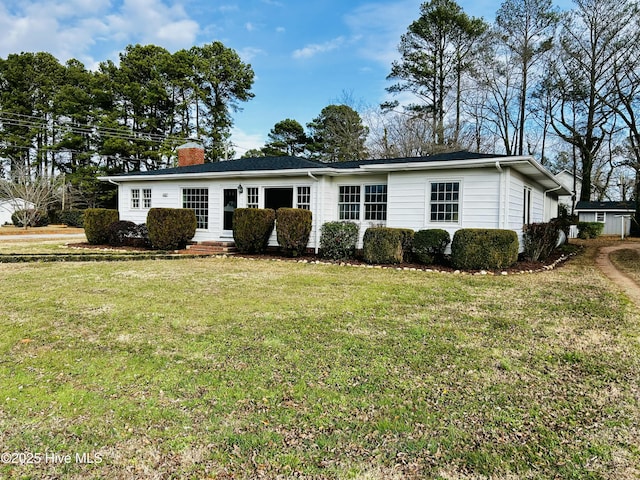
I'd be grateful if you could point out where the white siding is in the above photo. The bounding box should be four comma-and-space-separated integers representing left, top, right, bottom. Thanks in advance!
323, 174, 388, 247
118, 177, 320, 246
387, 168, 501, 241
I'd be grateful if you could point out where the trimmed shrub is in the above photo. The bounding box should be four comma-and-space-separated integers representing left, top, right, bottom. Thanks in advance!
276, 208, 312, 257
451, 228, 519, 270
397, 228, 415, 263
83, 208, 119, 244
107, 221, 151, 248
413, 229, 451, 265
233, 208, 276, 253
319, 221, 359, 261
362, 227, 404, 264
147, 208, 196, 250
11, 209, 49, 227
577, 221, 604, 239
523, 222, 561, 261
59, 209, 85, 228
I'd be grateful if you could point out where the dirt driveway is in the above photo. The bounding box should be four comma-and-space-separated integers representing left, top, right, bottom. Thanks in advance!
596, 242, 640, 305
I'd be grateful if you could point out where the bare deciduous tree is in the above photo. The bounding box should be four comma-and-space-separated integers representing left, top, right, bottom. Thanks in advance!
0, 164, 61, 228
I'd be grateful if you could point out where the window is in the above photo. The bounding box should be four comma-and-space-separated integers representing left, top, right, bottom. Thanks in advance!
265, 188, 293, 210
364, 184, 387, 220
339, 186, 360, 220
596, 211, 605, 222
523, 186, 532, 225
430, 182, 459, 223
131, 188, 140, 209
182, 188, 209, 229
142, 188, 152, 209
247, 187, 259, 208
297, 186, 311, 210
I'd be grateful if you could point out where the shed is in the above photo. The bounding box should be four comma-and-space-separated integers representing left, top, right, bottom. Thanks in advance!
575, 200, 636, 236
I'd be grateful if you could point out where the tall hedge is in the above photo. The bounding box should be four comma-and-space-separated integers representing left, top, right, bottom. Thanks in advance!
84, 208, 119, 245
451, 228, 519, 270
147, 208, 196, 250
413, 229, 450, 265
523, 222, 560, 261
276, 208, 312, 257
233, 208, 276, 253
362, 227, 405, 264
320, 221, 359, 261
59, 209, 85, 228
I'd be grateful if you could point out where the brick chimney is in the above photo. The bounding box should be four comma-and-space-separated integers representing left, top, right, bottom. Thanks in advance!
177, 142, 205, 167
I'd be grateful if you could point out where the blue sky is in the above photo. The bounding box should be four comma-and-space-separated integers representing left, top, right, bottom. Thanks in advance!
0, 0, 570, 157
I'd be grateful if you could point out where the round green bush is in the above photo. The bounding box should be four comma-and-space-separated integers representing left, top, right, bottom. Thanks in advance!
147, 208, 196, 250
84, 208, 119, 244
413, 229, 451, 264
577, 222, 604, 239
362, 227, 404, 264
451, 228, 518, 270
320, 221, 359, 261
233, 208, 276, 253
276, 208, 312, 257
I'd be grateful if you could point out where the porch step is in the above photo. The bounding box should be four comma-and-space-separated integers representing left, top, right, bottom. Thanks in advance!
185, 241, 237, 255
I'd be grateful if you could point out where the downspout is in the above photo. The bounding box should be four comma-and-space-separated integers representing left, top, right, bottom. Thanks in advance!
495, 161, 506, 229
307, 171, 320, 253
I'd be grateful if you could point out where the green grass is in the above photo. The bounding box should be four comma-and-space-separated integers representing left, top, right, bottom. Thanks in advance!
0, 242, 639, 479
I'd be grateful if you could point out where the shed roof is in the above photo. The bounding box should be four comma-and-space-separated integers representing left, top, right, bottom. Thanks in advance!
575, 200, 635, 211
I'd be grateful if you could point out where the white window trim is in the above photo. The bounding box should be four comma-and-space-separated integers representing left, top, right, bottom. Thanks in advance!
142, 188, 152, 209
596, 211, 605, 223
243, 185, 313, 210
130, 188, 140, 209
181, 186, 210, 230
296, 186, 312, 210
523, 185, 533, 225
426, 179, 462, 226
338, 183, 388, 223
246, 187, 259, 209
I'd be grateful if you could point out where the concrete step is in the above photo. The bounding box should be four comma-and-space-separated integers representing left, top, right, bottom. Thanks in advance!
184, 241, 237, 255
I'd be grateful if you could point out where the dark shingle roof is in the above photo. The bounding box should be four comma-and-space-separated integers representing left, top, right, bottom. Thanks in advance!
118, 156, 326, 176
332, 151, 508, 169
576, 200, 635, 211
115, 151, 510, 177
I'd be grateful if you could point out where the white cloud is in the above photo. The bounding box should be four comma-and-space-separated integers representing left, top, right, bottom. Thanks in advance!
275, 26, 285, 33
238, 47, 265, 62
245, 22, 255, 32
230, 128, 266, 158
292, 36, 346, 60
0, 0, 200, 67
344, 0, 423, 66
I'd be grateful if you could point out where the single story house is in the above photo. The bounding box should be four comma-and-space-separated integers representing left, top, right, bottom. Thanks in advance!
99, 144, 569, 252
575, 200, 636, 236
0, 198, 35, 225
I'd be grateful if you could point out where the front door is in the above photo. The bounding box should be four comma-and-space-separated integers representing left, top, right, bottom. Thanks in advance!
223, 189, 237, 234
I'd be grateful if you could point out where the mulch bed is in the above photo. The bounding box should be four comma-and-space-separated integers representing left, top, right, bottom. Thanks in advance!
65, 242, 578, 274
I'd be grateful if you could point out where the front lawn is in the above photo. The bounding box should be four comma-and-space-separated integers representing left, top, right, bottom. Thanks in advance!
0, 242, 638, 479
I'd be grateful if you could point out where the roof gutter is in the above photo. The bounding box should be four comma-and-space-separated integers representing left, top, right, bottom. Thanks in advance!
543, 185, 563, 221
